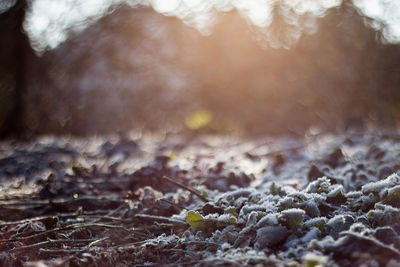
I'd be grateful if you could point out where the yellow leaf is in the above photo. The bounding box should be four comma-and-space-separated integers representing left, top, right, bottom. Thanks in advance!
186, 211, 205, 231
169, 151, 177, 160
185, 110, 212, 130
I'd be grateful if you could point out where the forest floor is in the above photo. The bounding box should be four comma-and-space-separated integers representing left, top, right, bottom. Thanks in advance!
0, 131, 400, 266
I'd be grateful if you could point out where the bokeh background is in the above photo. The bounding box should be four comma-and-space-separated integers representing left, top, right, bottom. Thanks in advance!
1, 0, 400, 137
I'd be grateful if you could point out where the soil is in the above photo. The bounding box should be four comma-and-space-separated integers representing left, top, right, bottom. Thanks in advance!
0, 131, 400, 266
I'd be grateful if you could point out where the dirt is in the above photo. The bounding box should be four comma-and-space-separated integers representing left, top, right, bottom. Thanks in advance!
0, 131, 400, 266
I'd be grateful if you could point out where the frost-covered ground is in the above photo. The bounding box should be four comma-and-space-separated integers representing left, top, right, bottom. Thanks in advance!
0, 131, 400, 266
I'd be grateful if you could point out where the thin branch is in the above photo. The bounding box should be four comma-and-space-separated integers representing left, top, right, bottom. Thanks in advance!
87, 236, 110, 247
0, 210, 112, 226
162, 176, 209, 202
135, 214, 188, 227
157, 198, 188, 211
10, 238, 100, 253
0, 195, 124, 207
0, 223, 132, 243
39, 248, 92, 254
78, 215, 123, 221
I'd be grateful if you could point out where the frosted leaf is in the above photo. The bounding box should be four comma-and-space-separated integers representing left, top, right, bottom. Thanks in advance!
361, 174, 400, 196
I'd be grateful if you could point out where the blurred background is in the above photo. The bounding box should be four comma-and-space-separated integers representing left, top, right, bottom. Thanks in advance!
1, 0, 400, 137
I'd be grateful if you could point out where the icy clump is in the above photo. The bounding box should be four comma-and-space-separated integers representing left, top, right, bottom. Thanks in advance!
361, 173, 400, 196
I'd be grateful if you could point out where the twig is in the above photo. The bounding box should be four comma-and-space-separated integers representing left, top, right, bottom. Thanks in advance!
0, 195, 124, 207
135, 214, 187, 227
157, 198, 188, 211
108, 240, 149, 250
0, 210, 111, 226
0, 223, 132, 243
10, 238, 100, 253
162, 176, 209, 202
39, 248, 93, 254
90, 204, 127, 224
88, 236, 110, 247
78, 215, 123, 221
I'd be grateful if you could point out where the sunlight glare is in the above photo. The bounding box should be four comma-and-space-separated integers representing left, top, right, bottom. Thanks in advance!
234, 0, 273, 27
181, 0, 202, 9
354, 0, 400, 42
26, 0, 119, 52
25, 0, 400, 53
152, 0, 180, 14
320, 0, 342, 9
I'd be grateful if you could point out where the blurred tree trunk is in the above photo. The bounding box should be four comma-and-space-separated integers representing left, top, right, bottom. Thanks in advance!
0, 0, 36, 138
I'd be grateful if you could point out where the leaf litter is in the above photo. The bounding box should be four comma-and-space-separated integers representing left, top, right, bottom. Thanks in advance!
0, 132, 399, 266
